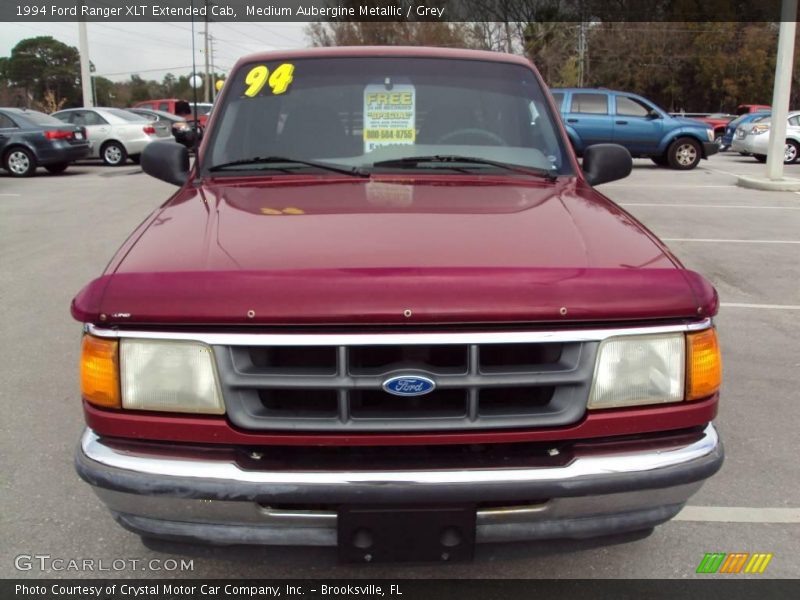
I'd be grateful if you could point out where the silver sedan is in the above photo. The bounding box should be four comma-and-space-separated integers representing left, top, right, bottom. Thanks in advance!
51, 107, 173, 166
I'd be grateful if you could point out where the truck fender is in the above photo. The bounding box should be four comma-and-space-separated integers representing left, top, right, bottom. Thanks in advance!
659, 128, 710, 158
563, 125, 583, 155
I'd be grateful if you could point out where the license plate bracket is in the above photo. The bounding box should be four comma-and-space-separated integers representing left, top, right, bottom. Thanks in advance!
338, 505, 476, 563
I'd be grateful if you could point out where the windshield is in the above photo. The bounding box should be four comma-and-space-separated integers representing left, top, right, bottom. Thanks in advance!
205, 57, 571, 176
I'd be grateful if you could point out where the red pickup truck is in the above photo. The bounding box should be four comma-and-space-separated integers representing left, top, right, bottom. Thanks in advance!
73, 47, 723, 562
132, 98, 212, 130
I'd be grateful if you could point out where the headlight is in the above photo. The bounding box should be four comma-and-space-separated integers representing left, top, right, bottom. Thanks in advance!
751, 124, 770, 135
120, 339, 224, 414
174, 121, 189, 131
707, 129, 715, 142
588, 333, 684, 409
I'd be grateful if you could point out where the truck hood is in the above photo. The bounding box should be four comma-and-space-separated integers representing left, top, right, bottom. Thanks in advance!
72, 177, 717, 325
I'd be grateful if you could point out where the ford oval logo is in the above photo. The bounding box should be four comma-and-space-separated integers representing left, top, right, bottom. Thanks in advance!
382, 375, 436, 397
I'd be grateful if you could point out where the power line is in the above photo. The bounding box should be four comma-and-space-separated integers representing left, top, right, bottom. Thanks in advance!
92, 23, 194, 51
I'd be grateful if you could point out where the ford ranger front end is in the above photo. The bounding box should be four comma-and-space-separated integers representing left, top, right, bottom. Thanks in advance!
72, 47, 722, 562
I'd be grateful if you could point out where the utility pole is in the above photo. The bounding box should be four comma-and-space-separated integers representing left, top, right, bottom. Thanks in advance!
577, 22, 586, 87
90, 63, 97, 105
78, 18, 93, 107
765, 0, 797, 180
209, 34, 218, 100
203, 0, 211, 103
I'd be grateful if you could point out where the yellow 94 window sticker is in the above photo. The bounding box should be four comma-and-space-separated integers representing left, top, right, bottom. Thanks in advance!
243, 63, 295, 97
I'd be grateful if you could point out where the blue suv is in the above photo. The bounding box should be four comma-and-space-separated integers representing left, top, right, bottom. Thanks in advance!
551, 88, 717, 170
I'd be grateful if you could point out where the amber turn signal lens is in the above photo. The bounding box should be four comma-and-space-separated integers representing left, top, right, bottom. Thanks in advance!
80, 335, 120, 408
686, 328, 722, 401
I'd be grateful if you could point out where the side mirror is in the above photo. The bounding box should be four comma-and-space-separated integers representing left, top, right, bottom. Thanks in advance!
582, 143, 632, 186
141, 141, 189, 186
647, 110, 661, 120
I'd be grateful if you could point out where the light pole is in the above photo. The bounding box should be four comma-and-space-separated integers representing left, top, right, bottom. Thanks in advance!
737, 0, 800, 190
765, 0, 797, 180
89, 63, 100, 106
78, 17, 93, 107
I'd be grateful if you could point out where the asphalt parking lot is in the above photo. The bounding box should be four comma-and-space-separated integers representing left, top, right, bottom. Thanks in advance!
0, 152, 798, 579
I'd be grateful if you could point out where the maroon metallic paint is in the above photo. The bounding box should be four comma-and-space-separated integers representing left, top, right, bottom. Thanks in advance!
71, 176, 716, 326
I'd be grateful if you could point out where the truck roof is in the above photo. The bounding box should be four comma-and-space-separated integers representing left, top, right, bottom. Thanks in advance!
231, 46, 532, 70
551, 88, 632, 95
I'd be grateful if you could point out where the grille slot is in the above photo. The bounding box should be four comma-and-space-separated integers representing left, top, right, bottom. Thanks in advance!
258, 389, 339, 418
349, 344, 468, 374
247, 346, 337, 375
216, 339, 597, 432
478, 386, 555, 417
350, 388, 468, 419
480, 343, 562, 372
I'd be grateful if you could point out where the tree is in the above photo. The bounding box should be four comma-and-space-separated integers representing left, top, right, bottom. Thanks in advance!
162, 73, 177, 95
93, 76, 115, 106
523, 22, 580, 86
3, 36, 81, 108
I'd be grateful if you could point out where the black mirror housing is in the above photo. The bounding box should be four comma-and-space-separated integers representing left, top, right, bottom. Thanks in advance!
582, 144, 632, 186
141, 141, 189, 186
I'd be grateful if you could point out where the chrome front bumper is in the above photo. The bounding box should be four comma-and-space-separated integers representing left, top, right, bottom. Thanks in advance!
76, 425, 723, 546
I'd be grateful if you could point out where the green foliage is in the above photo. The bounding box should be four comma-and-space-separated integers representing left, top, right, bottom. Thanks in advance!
93, 76, 114, 106
518, 21, 784, 113
4, 36, 81, 107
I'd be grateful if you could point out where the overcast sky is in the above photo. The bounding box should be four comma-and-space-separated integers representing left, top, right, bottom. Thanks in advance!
0, 21, 310, 81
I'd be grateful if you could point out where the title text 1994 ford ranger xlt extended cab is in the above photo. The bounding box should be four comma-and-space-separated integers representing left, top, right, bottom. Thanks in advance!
73, 47, 722, 563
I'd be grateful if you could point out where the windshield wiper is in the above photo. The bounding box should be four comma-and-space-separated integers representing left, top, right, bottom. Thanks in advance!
208, 156, 369, 178
372, 155, 558, 181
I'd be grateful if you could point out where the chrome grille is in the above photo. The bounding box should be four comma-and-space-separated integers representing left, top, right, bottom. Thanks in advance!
214, 339, 598, 432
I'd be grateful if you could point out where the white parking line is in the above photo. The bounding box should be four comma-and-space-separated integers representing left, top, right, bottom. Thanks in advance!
720, 302, 800, 310
675, 506, 800, 523
604, 184, 732, 188
0, 193, 21, 197
663, 238, 800, 244
700, 166, 748, 178
621, 203, 800, 209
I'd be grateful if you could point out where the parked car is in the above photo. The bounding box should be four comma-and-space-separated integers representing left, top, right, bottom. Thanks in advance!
722, 112, 770, 151
732, 111, 800, 163
127, 107, 198, 148
551, 88, 717, 169
73, 47, 722, 559
132, 99, 213, 129
0, 107, 90, 177
51, 107, 173, 166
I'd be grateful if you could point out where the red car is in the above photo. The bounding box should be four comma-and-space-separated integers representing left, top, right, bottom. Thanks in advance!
73, 47, 723, 562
